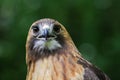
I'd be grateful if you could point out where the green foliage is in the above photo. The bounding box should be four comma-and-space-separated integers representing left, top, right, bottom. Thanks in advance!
0, 0, 120, 79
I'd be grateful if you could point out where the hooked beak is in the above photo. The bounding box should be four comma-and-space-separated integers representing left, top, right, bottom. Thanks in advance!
37, 29, 56, 40
43, 29, 49, 40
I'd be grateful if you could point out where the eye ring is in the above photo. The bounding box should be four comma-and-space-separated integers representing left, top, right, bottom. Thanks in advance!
53, 24, 61, 34
32, 26, 39, 33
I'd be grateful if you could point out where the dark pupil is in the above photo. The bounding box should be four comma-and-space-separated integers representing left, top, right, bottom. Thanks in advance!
53, 25, 60, 33
32, 26, 39, 33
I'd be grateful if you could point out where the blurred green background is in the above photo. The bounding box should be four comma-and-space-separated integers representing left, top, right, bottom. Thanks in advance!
0, 0, 120, 80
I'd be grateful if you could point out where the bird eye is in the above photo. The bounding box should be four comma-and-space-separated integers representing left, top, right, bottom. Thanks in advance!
32, 26, 39, 33
53, 24, 61, 34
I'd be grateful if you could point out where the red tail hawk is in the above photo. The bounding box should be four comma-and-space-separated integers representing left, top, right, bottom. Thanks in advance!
26, 18, 110, 80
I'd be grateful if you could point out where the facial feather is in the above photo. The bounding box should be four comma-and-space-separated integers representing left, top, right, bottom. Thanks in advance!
26, 18, 74, 58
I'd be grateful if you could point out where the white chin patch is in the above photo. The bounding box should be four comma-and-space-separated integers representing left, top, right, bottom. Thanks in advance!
33, 40, 62, 51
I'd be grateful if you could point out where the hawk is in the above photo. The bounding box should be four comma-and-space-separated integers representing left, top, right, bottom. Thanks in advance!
26, 18, 110, 80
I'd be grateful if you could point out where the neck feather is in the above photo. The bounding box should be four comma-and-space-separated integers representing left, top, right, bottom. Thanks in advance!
26, 42, 84, 80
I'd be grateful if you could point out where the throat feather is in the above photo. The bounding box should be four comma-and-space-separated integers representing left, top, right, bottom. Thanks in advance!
33, 40, 62, 51
26, 52, 84, 80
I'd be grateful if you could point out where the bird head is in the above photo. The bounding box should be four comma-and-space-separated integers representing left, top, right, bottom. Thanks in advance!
26, 18, 77, 60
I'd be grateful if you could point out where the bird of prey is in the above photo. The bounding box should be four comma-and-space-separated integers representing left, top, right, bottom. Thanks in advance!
26, 18, 110, 80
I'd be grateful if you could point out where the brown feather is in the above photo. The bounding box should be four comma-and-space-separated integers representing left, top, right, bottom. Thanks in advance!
26, 35, 84, 80
25, 18, 110, 80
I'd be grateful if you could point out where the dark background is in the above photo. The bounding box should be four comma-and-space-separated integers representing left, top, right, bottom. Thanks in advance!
0, 0, 120, 80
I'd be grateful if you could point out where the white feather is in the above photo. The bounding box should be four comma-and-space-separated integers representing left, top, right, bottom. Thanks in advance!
33, 39, 61, 51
